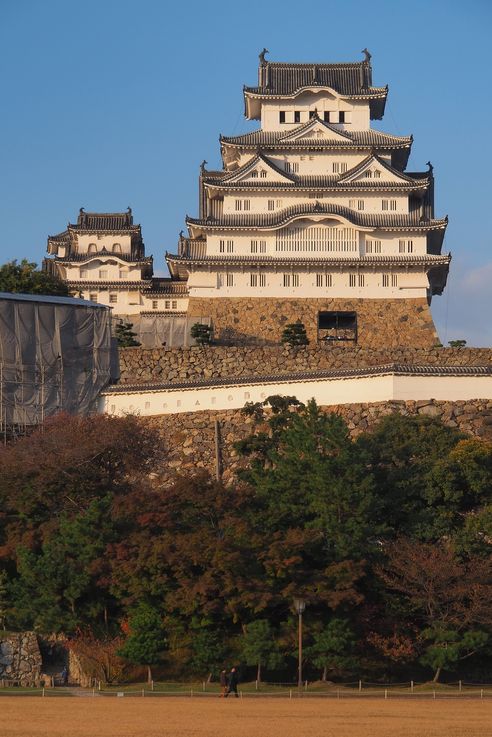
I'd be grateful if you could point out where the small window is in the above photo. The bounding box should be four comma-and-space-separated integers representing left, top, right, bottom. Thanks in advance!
152, 300, 158, 310
391, 274, 398, 287
260, 170, 267, 178
349, 274, 356, 287
226, 273, 234, 287
251, 170, 258, 178
80, 269, 88, 278
340, 163, 347, 173
279, 111, 286, 123
165, 300, 171, 309
259, 240, 266, 253
235, 200, 242, 211
243, 200, 251, 211
324, 111, 331, 123
364, 170, 372, 178
119, 269, 128, 279
358, 274, 365, 287
374, 170, 381, 178
88, 243, 97, 254
407, 240, 413, 253
294, 111, 301, 123
358, 200, 364, 210
326, 274, 333, 287
112, 243, 121, 253
292, 274, 300, 287
399, 239, 405, 253
382, 274, 390, 287
227, 240, 234, 253
109, 293, 117, 304
390, 200, 397, 211
89, 293, 97, 302
283, 274, 290, 287
268, 200, 275, 211
316, 273, 323, 287
250, 240, 258, 253
250, 273, 258, 287
318, 311, 357, 342
339, 111, 346, 123
382, 200, 389, 211
285, 162, 299, 173
259, 273, 266, 287
172, 300, 177, 309
99, 270, 108, 279
333, 162, 340, 173
219, 239, 225, 253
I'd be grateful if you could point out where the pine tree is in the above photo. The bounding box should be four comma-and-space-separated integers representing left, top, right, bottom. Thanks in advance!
281, 320, 309, 347
190, 323, 212, 346
118, 604, 167, 683
115, 321, 141, 347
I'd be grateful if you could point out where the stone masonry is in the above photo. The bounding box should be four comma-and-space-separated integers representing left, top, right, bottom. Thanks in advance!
144, 399, 492, 485
0, 632, 42, 685
118, 345, 492, 386
187, 297, 439, 347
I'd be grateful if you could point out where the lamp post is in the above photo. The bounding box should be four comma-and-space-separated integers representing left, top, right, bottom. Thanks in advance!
293, 597, 306, 689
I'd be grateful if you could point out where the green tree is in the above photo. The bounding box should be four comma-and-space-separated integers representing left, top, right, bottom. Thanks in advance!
115, 321, 141, 347
118, 603, 167, 683
190, 323, 212, 346
281, 320, 309, 347
356, 414, 492, 542
0, 259, 68, 296
189, 625, 226, 682
305, 619, 357, 681
242, 619, 283, 682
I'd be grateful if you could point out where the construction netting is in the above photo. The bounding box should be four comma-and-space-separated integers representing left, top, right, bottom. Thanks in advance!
118, 314, 211, 348
0, 293, 116, 434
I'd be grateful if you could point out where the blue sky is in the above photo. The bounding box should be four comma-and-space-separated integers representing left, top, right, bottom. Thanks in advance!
1, 0, 491, 344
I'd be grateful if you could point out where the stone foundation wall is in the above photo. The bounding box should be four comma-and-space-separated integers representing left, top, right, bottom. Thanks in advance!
187, 297, 438, 347
119, 346, 492, 386
0, 632, 42, 685
145, 399, 492, 485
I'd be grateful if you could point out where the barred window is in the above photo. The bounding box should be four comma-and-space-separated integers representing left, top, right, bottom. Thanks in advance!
226, 273, 234, 287
349, 274, 356, 287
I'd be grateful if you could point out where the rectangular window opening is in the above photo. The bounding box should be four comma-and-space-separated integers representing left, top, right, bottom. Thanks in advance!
318, 311, 357, 343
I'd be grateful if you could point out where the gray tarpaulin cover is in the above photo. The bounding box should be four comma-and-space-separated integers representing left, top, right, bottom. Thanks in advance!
0, 293, 115, 428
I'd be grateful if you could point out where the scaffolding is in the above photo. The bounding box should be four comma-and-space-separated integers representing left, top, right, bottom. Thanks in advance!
0, 293, 116, 441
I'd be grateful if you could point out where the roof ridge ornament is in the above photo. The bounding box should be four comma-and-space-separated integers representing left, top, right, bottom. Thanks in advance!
200, 160, 208, 174
426, 160, 434, 175
361, 48, 372, 63
259, 48, 269, 65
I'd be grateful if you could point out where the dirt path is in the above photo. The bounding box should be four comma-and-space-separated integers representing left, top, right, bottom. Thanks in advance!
2, 696, 492, 737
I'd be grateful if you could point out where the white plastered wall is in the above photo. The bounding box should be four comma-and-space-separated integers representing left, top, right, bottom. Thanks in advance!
101, 374, 492, 417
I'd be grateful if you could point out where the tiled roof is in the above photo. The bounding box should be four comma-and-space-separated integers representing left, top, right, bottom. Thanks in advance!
141, 280, 189, 296
104, 364, 489, 394
51, 252, 152, 264
185, 203, 447, 231
166, 251, 451, 268
72, 209, 135, 230
245, 61, 382, 97
203, 152, 428, 192
66, 280, 151, 288
220, 128, 411, 149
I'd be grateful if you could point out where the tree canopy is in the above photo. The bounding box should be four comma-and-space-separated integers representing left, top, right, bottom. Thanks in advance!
0, 259, 69, 296
1, 401, 491, 683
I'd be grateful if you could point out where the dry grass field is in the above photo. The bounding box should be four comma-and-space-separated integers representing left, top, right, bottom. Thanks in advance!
2, 696, 492, 737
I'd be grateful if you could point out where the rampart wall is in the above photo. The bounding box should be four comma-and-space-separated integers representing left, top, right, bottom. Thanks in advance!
146, 399, 492, 484
119, 346, 492, 385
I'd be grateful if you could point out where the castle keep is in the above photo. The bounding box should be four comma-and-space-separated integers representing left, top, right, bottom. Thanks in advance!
169, 50, 449, 347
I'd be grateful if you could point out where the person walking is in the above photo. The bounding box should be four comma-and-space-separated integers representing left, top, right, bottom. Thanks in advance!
219, 669, 227, 697
60, 666, 68, 686
224, 667, 239, 698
